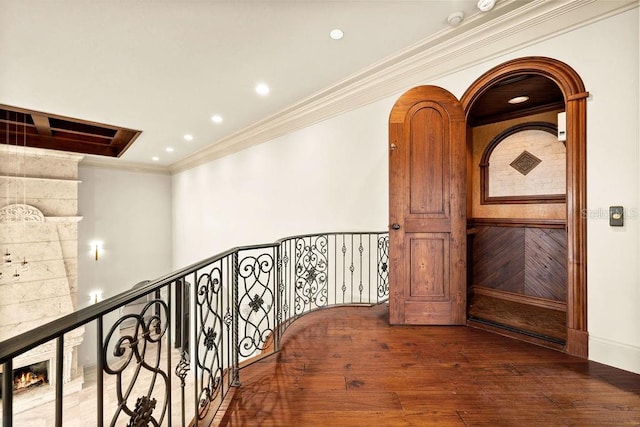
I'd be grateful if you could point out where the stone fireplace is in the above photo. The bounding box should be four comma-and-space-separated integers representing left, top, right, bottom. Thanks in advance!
0, 145, 84, 412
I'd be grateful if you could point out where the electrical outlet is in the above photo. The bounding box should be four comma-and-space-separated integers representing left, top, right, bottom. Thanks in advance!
609, 206, 624, 227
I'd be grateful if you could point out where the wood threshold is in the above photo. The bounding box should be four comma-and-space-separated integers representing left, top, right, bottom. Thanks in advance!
472, 286, 566, 312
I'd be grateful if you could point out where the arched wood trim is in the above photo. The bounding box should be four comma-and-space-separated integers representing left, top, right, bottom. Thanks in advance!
461, 56, 588, 358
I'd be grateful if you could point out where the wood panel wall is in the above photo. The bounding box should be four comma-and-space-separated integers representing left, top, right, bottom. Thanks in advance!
469, 219, 567, 304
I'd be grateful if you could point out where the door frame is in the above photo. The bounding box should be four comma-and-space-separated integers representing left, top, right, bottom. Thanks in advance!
460, 56, 588, 358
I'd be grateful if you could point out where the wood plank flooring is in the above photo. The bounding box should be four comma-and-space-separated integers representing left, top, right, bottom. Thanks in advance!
219, 304, 640, 426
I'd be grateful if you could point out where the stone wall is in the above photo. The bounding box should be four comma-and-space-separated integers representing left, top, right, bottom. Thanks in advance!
0, 145, 84, 393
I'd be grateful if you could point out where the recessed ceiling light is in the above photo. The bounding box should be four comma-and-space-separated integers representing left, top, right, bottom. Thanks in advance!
477, 0, 496, 12
508, 96, 530, 104
329, 29, 344, 40
184, 134, 193, 141
152, 156, 159, 161
255, 83, 270, 96
166, 147, 174, 153
211, 115, 223, 124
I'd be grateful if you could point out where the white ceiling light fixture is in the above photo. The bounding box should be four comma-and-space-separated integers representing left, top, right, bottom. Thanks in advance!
508, 95, 530, 104
166, 147, 174, 153
477, 0, 496, 12
447, 12, 464, 27
183, 134, 193, 141
211, 115, 223, 124
255, 83, 270, 96
152, 156, 159, 161
329, 29, 344, 40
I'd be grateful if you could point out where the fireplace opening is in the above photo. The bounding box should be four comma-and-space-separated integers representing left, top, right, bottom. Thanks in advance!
0, 361, 49, 399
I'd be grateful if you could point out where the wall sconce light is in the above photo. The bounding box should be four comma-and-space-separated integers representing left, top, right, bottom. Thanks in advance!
91, 241, 104, 261
89, 290, 104, 304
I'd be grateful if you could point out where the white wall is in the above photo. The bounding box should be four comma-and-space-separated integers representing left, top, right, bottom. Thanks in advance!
173, 9, 640, 373
77, 164, 172, 365
172, 98, 391, 266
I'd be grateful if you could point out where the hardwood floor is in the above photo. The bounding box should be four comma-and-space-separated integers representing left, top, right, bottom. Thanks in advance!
220, 304, 640, 426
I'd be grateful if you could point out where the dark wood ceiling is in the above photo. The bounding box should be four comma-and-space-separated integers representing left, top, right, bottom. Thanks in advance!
468, 74, 564, 126
0, 105, 141, 157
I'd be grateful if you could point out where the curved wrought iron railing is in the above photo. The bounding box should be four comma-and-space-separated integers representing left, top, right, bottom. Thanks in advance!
0, 231, 389, 426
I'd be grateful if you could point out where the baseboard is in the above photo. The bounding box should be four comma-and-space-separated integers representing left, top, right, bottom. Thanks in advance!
589, 335, 640, 375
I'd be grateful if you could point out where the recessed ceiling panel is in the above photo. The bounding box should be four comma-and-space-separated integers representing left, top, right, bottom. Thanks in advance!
468, 75, 564, 126
0, 105, 141, 158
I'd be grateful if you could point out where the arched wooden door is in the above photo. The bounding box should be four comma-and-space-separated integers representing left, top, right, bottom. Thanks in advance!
388, 85, 467, 325
388, 58, 588, 358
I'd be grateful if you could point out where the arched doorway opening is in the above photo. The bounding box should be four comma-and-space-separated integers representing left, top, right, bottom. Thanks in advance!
461, 57, 588, 358
388, 57, 588, 358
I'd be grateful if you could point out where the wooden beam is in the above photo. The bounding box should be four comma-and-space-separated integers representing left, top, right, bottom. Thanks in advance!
31, 113, 52, 137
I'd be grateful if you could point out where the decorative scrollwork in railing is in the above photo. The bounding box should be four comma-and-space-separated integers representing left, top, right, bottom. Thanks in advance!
195, 261, 227, 420
279, 246, 291, 322
294, 235, 328, 313
237, 251, 276, 357
0, 231, 388, 427
102, 300, 169, 427
377, 234, 390, 298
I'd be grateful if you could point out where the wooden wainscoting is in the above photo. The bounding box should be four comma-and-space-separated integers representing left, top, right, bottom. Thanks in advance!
467, 218, 567, 346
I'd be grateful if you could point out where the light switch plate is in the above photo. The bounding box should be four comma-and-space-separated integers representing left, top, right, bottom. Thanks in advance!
610, 206, 624, 227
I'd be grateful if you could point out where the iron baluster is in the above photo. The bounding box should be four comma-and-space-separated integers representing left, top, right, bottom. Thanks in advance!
175, 350, 190, 427
359, 235, 364, 301
193, 270, 199, 427
97, 316, 104, 427
166, 281, 173, 426
2, 359, 12, 427
55, 335, 64, 427
232, 252, 240, 386
341, 235, 347, 299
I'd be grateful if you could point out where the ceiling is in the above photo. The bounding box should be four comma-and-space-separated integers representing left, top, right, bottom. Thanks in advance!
0, 0, 522, 168
468, 75, 564, 126
1, 0, 627, 170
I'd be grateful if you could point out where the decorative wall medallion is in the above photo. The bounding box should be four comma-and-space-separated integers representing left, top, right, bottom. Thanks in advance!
0, 204, 45, 223
510, 150, 542, 176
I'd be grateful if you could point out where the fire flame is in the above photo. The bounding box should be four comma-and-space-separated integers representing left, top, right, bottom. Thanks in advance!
14, 370, 46, 390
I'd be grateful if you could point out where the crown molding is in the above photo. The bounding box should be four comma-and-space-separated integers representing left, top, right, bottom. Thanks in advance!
170, 0, 638, 174
80, 156, 171, 175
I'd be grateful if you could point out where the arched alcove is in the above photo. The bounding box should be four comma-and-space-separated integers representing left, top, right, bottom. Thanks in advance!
461, 56, 588, 358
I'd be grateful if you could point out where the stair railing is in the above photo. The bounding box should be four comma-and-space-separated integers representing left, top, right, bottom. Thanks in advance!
0, 231, 389, 426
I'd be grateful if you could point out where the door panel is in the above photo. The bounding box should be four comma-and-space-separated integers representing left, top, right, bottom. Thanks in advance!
409, 106, 446, 215
389, 85, 466, 325
409, 235, 448, 299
